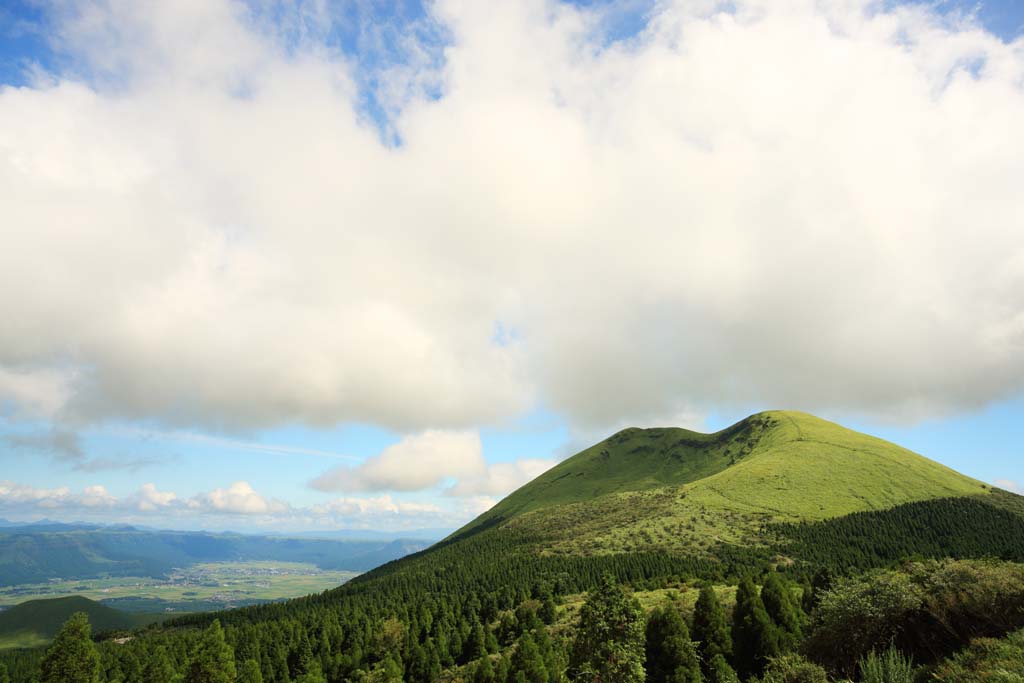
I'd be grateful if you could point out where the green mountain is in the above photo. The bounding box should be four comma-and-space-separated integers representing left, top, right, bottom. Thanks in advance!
454, 411, 990, 555
3, 411, 1022, 683
0, 596, 159, 650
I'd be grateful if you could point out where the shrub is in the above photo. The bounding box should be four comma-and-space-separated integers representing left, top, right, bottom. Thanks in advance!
857, 649, 914, 683
761, 655, 828, 683
804, 559, 1024, 675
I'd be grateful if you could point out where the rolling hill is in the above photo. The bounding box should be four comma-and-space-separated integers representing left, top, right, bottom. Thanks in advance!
0, 596, 159, 650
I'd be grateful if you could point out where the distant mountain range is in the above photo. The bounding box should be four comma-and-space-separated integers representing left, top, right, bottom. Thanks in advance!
0, 526, 439, 586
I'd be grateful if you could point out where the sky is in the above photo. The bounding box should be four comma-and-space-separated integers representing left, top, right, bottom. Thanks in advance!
0, 0, 1022, 533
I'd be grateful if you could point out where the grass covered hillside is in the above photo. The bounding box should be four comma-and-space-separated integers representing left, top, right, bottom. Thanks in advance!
456, 411, 990, 555
0, 596, 159, 650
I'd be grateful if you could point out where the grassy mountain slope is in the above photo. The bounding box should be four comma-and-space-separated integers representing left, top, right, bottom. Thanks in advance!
453, 411, 990, 555
0, 596, 159, 650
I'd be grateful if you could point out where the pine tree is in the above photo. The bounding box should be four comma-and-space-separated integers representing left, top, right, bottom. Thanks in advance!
645, 605, 701, 683
691, 586, 731, 677
760, 574, 802, 648
731, 578, 781, 679
539, 597, 557, 625
238, 660, 264, 683
39, 612, 100, 683
798, 577, 815, 615
142, 646, 176, 683
474, 656, 496, 683
464, 624, 488, 662
705, 656, 739, 683
186, 620, 237, 683
569, 575, 645, 683
511, 633, 548, 683
495, 653, 512, 683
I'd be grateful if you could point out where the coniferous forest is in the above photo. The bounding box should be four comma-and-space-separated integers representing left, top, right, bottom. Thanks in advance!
4, 489, 1024, 683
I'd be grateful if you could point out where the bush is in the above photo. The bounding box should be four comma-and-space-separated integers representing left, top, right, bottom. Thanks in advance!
804, 559, 1024, 675
930, 628, 1024, 682
761, 655, 828, 683
857, 649, 914, 683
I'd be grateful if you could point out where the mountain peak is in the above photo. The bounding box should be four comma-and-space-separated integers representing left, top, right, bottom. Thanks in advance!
451, 410, 988, 553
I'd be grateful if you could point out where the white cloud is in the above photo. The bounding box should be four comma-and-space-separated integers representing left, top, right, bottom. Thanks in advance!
0, 368, 74, 419
0, 478, 459, 530
188, 481, 289, 515
994, 479, 1023, 495
134, 482, 177, 511
0, 0, 1022, 436
310, 430, 560, 499
0, 480, 73, 507
447, 458, 559, 497
80, 484, 116, 507
311, 430, 485, 492
313, 495, 443, 518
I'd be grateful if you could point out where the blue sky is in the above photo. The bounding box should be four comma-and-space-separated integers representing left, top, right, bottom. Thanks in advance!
1, 0, 1022, 532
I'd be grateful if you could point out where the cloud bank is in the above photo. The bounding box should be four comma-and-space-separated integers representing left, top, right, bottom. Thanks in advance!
0, 0, 1022, 437
0, 478, 463, 530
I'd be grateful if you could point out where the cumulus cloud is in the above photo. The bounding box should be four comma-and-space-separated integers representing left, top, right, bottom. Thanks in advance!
310, 429, 558, 498
0, 480, 73, 507
188, 481, 290, 515
311, 430, 485, 492
994, 479, 1023, 495
0, 478, 457, 530
447, 458, 559, 497
0, 0, 1022, 436
134, 482, 177, 511
313, 495, 442, 518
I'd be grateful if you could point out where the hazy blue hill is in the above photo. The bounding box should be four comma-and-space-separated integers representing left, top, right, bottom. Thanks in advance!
0, 529, 431, 586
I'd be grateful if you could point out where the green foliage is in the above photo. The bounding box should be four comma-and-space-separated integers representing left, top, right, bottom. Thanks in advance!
760, 655, 827, 683
645, 604, 701, 683
931, 628, 1024, 682
39, 613, 100, 683
473, 656, 495, 683
732, 578, 782, 679
775, 493, 1024, 570
805, 560, 1024, 675
141, 646, 175, 683
692, 586, 731, 677
760, 575, 802, 649
238, 659, 263, 683
705, 656, 739, 683
857, 649, 914, 683
185, 621, 235, 683
0, 662, 9, 683
569, 576, 645, 683
511, 633, 548, 683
